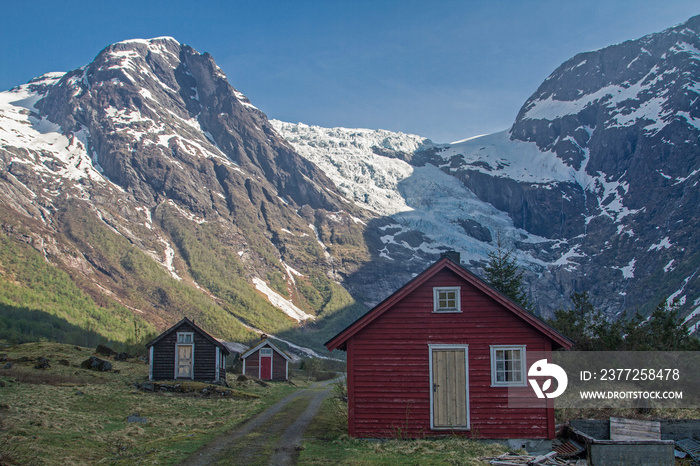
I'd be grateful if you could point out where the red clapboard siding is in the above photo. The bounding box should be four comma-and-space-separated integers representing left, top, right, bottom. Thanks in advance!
242, 340, 290, 381
326, 256, 572, 439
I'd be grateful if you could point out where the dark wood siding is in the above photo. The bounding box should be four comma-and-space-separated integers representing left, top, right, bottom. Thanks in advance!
150, 322, 224, 383
347, 267, 552, 439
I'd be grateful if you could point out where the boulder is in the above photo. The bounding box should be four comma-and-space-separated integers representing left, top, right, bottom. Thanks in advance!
114, 352, 133, 361
95, 344, 116, 356
80, 356, 112, 372
34, 357, 50, 369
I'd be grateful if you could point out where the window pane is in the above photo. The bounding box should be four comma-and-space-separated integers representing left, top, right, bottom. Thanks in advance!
435, 288, 459, 311
493, 347, 523, 385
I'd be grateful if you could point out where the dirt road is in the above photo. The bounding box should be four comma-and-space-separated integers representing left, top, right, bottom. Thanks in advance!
180, 379, 337, 466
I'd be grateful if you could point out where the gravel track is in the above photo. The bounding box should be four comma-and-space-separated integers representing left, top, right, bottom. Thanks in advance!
179, 379, 337, 466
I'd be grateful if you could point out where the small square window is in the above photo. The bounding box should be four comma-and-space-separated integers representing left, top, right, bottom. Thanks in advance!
490, 345, 526, 387
433, 287, 461, 313
177, 332, 193, 344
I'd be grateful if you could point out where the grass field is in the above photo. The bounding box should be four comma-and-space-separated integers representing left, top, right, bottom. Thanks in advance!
298, 387, 510, 465
0, 341, 299, 465
10, 341, 694, 465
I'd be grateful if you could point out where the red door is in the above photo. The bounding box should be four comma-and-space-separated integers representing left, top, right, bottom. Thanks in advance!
260, 355, 272, 380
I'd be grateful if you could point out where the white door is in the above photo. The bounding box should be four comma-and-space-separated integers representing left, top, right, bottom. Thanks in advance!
176, 345, 193, 379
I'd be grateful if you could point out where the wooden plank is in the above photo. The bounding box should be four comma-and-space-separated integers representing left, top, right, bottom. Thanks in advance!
455, 349, 467, 426
610, 417, 661, 440
434, 350, 446, 426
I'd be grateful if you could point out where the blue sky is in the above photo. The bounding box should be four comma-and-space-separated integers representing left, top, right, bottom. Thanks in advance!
1, 1, 698, 142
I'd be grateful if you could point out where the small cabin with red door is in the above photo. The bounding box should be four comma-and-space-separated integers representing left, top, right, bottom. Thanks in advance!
145, 317, 230, 384
242, 338, 291, 381
325, 253, 572, 440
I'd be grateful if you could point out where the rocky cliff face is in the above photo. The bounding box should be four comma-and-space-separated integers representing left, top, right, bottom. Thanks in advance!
0, 37, 381, 351
2, 16, 700, 349
275, 15, 700, 330
488, 14, 700, 320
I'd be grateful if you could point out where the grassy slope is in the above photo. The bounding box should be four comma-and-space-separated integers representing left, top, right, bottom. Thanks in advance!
0, 190, 370, 353
0, 342, 509, 466
0, 341, 299, 465
0, 231, 153, 349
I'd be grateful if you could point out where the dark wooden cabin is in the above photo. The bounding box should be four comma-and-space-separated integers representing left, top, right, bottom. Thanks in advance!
241, 339, 291, 381
325, 253, 572, 439
145, 317, 229, 384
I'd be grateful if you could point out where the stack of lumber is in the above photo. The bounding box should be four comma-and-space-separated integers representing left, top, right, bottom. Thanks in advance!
479, 451, 587, 465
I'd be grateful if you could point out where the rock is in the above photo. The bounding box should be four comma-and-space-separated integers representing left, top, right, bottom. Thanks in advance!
237, 374, 249, 382
95, 344, 116, 356
140, 382, 154, 391
3, 362, 12, 369
113, 352, 132, 361
34, 357, 50, 369
80, 356, 112, 372
58, 359, 70, 366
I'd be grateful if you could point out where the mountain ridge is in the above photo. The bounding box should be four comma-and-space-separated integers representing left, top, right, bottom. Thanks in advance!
2, 18, 700, 351
0, 37, 377, 354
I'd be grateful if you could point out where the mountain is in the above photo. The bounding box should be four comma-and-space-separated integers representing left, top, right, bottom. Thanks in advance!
2, 15, 700, 351
0, 37, 378, 353
273, 15, 700, 331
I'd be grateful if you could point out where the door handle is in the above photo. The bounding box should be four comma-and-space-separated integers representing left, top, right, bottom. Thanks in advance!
433, 383, 439, 392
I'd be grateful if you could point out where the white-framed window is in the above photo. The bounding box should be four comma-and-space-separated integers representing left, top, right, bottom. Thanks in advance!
490, 345, 527, 387
260, 348, 273, 356
433, 287, 461, 313
177, 332, 193, 344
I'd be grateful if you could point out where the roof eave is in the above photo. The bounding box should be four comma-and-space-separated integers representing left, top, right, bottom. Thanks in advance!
324, 256, 573, 352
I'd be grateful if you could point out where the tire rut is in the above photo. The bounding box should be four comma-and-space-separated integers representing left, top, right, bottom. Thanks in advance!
179, 380, 336, 466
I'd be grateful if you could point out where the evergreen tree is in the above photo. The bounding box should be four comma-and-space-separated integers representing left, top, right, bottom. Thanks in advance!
483, 235, 531, 310
548, 291, 623, 350
622, 300, 700, 351
549, 293, 700, 351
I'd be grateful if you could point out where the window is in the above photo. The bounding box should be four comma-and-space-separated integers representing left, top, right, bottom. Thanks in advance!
490, 345, 526, 387
260, 348, 273, 356
177, 332, 193, 344
433, 287, 461, 313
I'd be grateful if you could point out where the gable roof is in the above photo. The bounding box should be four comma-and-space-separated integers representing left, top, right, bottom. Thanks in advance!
241, 339, 292, 362
145, 317, 230, 354
325, 256, 573, 351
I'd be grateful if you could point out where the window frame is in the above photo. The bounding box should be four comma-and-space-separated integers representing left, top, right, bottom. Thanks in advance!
177, 332, 194, 344
432, 286, 461, 313
490, 345, 527, 387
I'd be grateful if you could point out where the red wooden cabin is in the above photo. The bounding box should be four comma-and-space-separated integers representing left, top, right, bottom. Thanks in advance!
241, 338, 291, 381
325, 253, 572, 439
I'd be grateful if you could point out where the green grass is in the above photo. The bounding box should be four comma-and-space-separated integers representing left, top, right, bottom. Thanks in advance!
300, 436, 511, 465
299, 389, 510, 466
212, 394, 312, 466
0, 341, 298, 465
0, 228, 155, 347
